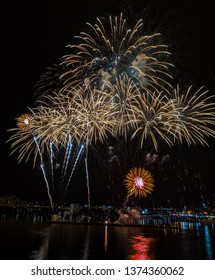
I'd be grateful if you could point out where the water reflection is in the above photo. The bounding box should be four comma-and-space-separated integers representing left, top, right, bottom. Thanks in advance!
129, 235, 154, 260
181, 221, 201, 230
0, 218, 215, 260
82, 226, 90, 260
204, 226, 212, 259
31, 228, 50, 260
104, 225, 108, 253
32, 224, 155, 260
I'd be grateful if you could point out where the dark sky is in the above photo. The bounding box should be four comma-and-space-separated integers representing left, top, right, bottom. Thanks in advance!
1, 0, 215, 206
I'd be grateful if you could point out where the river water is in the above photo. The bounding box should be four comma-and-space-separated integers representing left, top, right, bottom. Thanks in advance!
0, 217, 214, 260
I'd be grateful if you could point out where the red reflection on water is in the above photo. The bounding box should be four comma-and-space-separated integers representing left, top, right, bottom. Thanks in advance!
130, 235, 153, 260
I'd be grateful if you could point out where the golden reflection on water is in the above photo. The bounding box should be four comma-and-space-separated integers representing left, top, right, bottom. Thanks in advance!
104, 225, 108, 252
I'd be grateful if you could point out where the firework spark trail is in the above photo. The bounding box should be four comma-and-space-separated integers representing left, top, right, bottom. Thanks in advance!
59, 134, 73, 188
62, 140, 73, 182
122, 190, 134, 208
84, 136, 91, 209
62, 144, 85, 197
49, 141, 55, 190
33, 136, 54, 213
85, 156, 90, 208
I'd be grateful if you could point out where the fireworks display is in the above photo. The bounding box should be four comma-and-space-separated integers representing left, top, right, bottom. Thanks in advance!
33, 60, 68, 101
129, 91, 176, 150
8, 111, 38, 165
169, 85, 215, 146
60, 13, 174, 94
124, 167, 155, 198
6, 13, 215, 208
16, 113, 34, 131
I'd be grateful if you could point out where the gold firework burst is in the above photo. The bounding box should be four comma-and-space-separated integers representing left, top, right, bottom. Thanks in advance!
71, 86, 118, 144
169, 85, 215, 146
16, 113, 34, 131
7, 112, 38, 164
60, 13, 174, 93
130, 91, 176, 150
105, 75, 142, 140
124, 167, 155, 198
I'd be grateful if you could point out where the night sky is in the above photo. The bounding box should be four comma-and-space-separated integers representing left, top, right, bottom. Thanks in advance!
1, 0, 215, 208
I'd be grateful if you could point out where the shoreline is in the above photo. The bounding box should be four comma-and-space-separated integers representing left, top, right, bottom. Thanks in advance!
47, 219, 181, 229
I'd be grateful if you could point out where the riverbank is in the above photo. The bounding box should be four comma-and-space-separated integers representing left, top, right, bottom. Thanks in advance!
47, 219, 181, 229
200, 219, 215, 224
